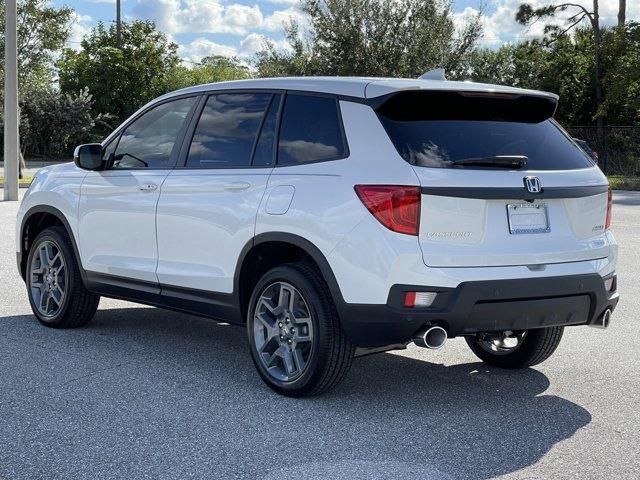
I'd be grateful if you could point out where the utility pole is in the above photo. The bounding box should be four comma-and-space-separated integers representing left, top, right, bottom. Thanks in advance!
4, 0, 19, 201
116, 0, 122, 48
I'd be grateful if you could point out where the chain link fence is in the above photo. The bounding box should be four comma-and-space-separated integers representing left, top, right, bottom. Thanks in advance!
567, 126, 640, 176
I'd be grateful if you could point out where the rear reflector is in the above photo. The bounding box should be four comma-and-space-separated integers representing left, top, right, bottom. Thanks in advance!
605, 187, 612, 229
604, 275, 616, 292
404, 291, 437, 308
354, 185, 421, 235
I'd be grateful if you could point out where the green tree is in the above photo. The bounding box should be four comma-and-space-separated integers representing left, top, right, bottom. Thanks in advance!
256, 0, 482, 78
19, 87, 108, 157
462, 24, 640, 127
516, 1, 604, 126
58, 20, 180, 128
599, 22, 640, 124
0, 0, 73, 92
165, 55, 251, 91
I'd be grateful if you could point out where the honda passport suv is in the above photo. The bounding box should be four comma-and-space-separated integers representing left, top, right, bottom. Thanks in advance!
16, 76, 619, 397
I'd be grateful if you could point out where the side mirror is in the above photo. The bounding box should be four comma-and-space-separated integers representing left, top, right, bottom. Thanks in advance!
74, 144, 105, 171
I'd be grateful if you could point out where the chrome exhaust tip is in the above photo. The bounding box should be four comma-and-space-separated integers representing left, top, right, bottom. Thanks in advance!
414, 326, 448, 349
591, 308, 612, 329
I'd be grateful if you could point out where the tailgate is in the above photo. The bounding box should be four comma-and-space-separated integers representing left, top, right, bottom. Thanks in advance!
415, 169, 610, 268
374, 88, 611, 268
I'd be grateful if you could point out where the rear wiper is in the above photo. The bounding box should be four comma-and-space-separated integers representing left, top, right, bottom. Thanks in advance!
451, 155, 528, 169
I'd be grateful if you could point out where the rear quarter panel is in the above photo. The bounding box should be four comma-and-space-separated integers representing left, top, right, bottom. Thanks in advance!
255, 100, 421, 296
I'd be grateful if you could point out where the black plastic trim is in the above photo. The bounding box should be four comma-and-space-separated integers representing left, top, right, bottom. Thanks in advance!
18, 205, 84, 282
421, 184, 609, 200
338, 274, 620, 347
234, 232, 345, 305
84, 271, 243, 324
84, 272, 161, 303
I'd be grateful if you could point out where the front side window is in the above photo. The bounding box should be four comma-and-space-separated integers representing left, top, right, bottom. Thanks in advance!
113, 96, 197, 169
187, 93, 272, 168
277, 94, 346, 165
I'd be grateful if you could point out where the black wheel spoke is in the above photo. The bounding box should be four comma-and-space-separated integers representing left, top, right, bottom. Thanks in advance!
252, 281, 314, 382
476, 331, 527, 355
29, 240, 67, 319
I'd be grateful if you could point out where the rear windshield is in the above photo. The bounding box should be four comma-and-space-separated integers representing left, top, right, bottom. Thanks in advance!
377, 91, 594, 171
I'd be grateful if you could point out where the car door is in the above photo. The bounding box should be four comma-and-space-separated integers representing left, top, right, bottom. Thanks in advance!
156, 91, 281, 301
78, 95, 199, 285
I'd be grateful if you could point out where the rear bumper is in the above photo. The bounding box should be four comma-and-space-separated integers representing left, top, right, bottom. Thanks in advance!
338, 273, 619, 347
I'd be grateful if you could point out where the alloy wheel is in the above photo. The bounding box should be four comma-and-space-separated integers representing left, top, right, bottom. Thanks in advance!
476, 330, 527, 355
29, 240, 67, 318
252, 281, 314, 382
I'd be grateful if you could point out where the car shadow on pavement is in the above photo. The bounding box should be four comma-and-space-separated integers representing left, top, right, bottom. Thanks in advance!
0, 306, 592, 480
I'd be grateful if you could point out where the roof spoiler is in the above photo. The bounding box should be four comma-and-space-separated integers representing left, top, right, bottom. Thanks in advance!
374, 90, 558, 122
418, 68, 446, 81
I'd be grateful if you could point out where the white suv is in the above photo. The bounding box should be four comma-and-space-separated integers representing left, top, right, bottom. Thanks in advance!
16, 77, 619, 397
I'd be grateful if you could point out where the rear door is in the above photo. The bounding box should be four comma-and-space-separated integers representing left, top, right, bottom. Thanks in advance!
376, 90, 611, 268
156, 92, 281, 295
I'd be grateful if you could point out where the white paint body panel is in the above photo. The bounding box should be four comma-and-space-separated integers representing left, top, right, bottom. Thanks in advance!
255, 101, 421, 276
78, 170, 170, 282
412, 166, 610, 267
156, 168, 272, 293
265, 185, 295, 215
16, 162, 86, 253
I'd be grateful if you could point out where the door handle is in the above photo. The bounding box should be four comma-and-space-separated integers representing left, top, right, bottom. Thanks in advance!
224, 182, 251, 192
139, 183, 158, 192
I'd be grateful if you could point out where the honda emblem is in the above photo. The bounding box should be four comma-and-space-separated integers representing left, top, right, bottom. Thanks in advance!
524, 176, 542, 194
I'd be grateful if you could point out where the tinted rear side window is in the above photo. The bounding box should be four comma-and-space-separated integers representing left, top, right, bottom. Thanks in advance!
377, 91, 594, 171
252, 94, 282, 167
187, 93, 271, 168
278, 94, 346, 165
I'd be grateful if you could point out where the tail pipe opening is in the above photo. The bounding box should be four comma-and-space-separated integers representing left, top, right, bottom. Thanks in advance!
591, 308, 612, 329
413, 325, 448, 349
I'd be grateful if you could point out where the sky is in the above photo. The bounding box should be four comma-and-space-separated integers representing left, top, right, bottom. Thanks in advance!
55, 0, 639, 64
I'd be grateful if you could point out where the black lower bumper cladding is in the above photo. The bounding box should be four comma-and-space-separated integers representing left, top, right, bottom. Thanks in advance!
338, 273, 619, 347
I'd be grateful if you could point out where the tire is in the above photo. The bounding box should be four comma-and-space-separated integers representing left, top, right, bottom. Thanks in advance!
247, 262, 355, 397
26, 226, 100, 328
465, 326, 564, 369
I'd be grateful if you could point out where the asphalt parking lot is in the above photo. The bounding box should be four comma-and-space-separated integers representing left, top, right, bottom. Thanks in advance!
1, 191, 639, 480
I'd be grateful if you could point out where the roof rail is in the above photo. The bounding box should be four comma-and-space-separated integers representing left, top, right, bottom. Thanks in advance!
419, 68, 447, 81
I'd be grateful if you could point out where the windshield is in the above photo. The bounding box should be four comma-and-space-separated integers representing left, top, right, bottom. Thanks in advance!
377, 91, 594, 171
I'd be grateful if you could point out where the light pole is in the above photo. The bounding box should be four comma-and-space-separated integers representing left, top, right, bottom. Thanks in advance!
116, 0, 122, 48
4, 0, 19, 201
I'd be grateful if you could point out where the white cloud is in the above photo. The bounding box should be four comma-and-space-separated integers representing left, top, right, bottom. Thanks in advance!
180, 37, 238, 63
132, 0, 306, 36
262, 6, 306, 31
266, 0, 300, 5
180, 32, 293, 63
239, 33, 293, 56
461, 0, 640, 47
133, 0, 261, 35
67, 13, 93, 50
239, 33, 268, 56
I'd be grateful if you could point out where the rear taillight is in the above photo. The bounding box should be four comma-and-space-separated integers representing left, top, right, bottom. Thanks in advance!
605, 186, 612, 229
354, 185, 421, 236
